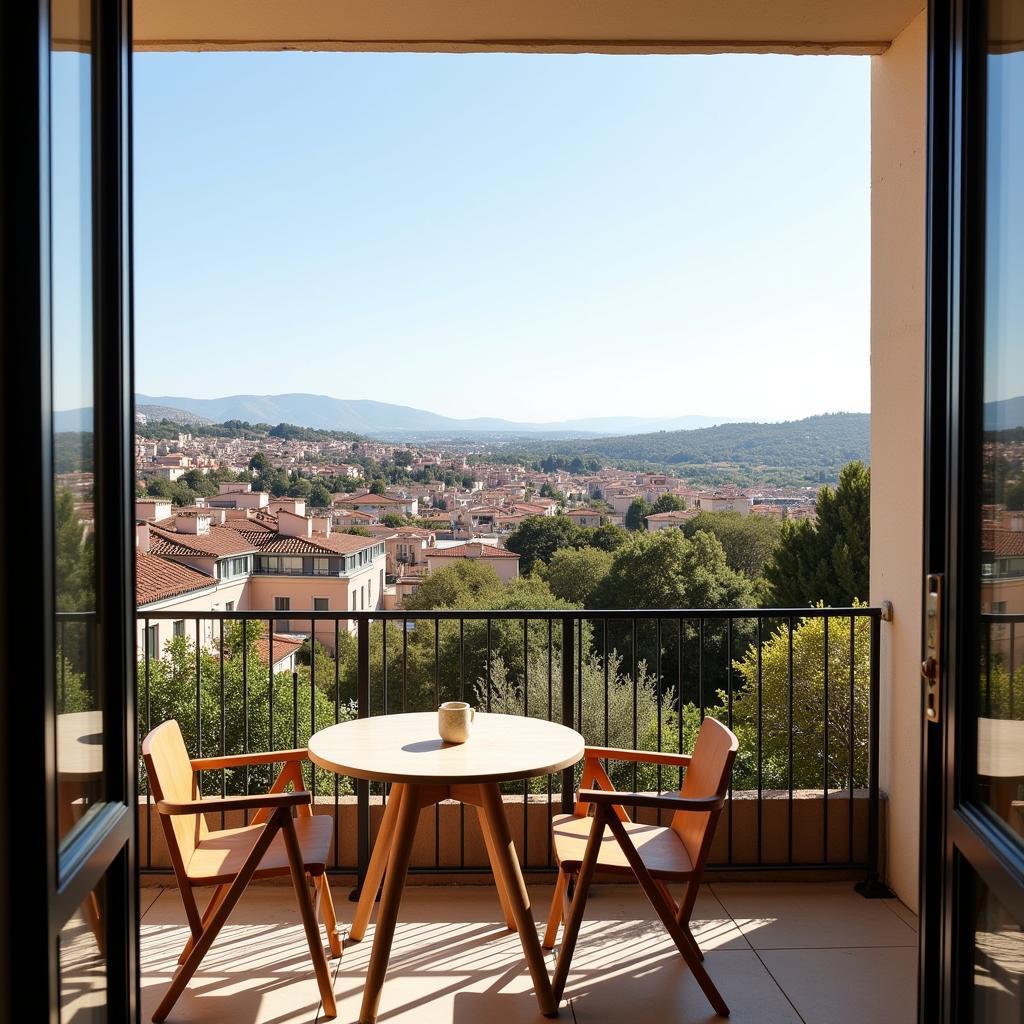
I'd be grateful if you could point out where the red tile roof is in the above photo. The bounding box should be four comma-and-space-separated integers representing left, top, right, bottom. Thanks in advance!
136, 552, 216, 606
149, 523, 258, 558
985, 529, 1024, 557
427, 543, 519, 559
260, 532, 378, 556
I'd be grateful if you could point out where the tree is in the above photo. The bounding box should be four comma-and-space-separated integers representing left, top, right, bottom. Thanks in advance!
505, 516, 587, 573
309, 482, 333, 508
650, 493, 687, 514
764, 461, 870, 607
403, 560, 504, 611
369, 478, 387, 496
588, 523, 629, 553
287, 477, 313, 499
539, 481, 566, 503
624, 497, 651, 531
681, 511, 783, 580
55, 490, 93, 612
591, 529, 755, 610
381, 513, 408, 529
545, 547, 613, 605
393, 450, 414, 468
248, 452, 270, 474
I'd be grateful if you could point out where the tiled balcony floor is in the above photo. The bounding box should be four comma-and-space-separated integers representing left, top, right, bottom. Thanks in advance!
139, 880, 918, 1024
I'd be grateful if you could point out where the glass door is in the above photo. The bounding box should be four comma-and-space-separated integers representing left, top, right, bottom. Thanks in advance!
0, 0, 136, 1019
924, 0, 1024, 1020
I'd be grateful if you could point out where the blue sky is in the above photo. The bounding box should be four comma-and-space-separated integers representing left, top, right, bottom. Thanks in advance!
129, 52, 870, 423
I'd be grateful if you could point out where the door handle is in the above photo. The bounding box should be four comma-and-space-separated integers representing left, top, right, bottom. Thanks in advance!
922, 574, 942, 723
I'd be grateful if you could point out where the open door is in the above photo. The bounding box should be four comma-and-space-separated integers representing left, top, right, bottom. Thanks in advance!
0, 0, 137, 1020
922, 0, 1024, 1020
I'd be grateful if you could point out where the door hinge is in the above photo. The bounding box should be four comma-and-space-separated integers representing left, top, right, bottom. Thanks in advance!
922, 573, 942, 723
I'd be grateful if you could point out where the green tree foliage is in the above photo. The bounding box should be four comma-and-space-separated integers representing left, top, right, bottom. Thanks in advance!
287, 477, 313, 499
248, 452, 270, 474
544, 547, 613, 605
309, 482, 333, 508
369, 479, 387, 496
650, 493, 687, 514
539, 481, 566, 503
505, 516, 588, 573
381, 513, 409, 529
140, 624, 352, 796
730, 611, 870, 790
624, 497, 651, 531
588, 523, 630, 553
403, 561, 505, 611
681, 511, 783, 581
765, 461, 870, 607
393, 450, 414, 467
55, 490, 93, 611
591, 530, 755, 610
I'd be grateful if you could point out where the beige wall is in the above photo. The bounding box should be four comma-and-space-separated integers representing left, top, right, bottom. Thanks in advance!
136, 576, 249, 655
869, 7, 927, 911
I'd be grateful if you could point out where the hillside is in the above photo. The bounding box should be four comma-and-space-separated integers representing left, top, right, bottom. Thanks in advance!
517, 413, 870, 486
132, 393, 735, 437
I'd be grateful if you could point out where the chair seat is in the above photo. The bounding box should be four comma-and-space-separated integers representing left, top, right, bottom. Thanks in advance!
551, 813, 695, 880
186, 813, 333, 885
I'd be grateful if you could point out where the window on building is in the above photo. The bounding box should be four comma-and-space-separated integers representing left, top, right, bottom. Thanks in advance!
360, 586, 365, 610
172, 619, 185, 637
274, 596, 291, 632
225, 601, 235, 612
313, 597, 328, 611
146, 624, 159, 660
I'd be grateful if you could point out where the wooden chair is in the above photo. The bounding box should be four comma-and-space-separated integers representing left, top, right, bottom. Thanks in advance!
142, 720, 342, 1022
543, 716, 739, 1017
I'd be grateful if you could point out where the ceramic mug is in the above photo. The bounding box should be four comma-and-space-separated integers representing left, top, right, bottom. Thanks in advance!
438, 701, 475, 744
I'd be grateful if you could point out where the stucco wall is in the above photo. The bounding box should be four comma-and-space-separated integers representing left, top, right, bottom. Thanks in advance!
869, 7, 927, 911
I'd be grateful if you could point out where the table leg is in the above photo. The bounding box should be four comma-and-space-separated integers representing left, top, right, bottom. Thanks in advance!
477, 783, 559, 1017
359, 782, 421, 1024
350, 782, 406, 943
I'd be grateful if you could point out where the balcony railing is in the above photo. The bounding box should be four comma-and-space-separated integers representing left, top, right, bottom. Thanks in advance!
123, 606, 887, 895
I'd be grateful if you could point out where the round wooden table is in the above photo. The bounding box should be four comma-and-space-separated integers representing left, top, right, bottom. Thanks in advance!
308, 712, 585, 1023
978, 717, 1024, 826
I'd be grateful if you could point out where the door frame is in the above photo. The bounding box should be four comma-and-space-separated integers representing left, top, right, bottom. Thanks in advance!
922, 0, 1024, 1020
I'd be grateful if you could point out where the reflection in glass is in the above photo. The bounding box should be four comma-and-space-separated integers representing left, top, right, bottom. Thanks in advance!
978, 0, 1024, 844
59, 875, 107, 1023
973, 871, 1024, 1022
52, 0, 102, 847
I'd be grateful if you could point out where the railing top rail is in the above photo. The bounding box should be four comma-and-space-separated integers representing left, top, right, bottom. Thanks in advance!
130, 606, 882, 622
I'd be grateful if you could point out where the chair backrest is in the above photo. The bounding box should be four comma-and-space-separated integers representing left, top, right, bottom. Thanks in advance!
670, 716, 739, 869
141, 720, 208, 873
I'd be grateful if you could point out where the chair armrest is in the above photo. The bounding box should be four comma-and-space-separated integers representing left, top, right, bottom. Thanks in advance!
584, 746, 692, 768
578, 789, 724, 813
157, 790, 311, 816
190, 749, 308, 771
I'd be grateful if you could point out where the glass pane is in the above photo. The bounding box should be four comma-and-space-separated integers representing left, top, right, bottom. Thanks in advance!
59, 875, 107, 1023
972, 872, 1024, 1022
978, 0, 1024, 845
51, 0, 102, 848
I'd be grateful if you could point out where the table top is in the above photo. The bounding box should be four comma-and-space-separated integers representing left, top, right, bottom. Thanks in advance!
978, 717, 1024, 780
308, 712, 585, 785
57, 710, 104, 778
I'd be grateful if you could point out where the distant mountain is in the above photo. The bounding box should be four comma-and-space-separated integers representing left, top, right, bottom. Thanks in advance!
514, 412, 871, 486
136, 404, 213, 426
985, 396, 1024, 432
132, 393, 737, 437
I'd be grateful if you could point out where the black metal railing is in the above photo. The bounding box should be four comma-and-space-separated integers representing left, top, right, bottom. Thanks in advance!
125, 606, 887, 893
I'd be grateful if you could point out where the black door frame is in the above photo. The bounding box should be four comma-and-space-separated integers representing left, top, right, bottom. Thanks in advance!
0, 0, 137, 1020
922, 1, 1024, 1020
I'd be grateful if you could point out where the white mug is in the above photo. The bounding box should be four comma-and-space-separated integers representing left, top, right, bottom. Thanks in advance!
438, 701, 475, 744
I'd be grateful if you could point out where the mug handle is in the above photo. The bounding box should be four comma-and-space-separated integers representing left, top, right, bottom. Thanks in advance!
470, 708, 475, 722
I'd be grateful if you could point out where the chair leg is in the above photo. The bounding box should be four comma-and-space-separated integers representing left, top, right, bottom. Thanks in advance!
318, 873, 343, 959
281, 816, 337, 1019
604, 813, 729, 1017
152, 810, 286, 1022
543, 867, 567, 950
177, 884, 229, 965
551, 807, 606, 1003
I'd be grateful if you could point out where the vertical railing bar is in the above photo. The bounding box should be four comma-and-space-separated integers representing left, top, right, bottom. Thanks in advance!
848, 614, 855, 864
268, 622, 275, 776
603, 619, 609, 747
242, 618, 249, 825
547, 617, 554, 867
787, 615, 794, 865
823, 615, 830, 865
523, 617, 529, 869
292, 667, 299, 751
560, 615, 574, 814
195, 618, 202, 767
698, 618, 705, 719
678, 617, 684, 789
631, 618, 638, 821
459, 617, 465, 868
984, 620, 992, 716
354, 616, 370, 899
864, 613, 883, 890
334, 618, 340, 869
434, 617, 440, 869
486, 618, 492, 712
59, 620, 66, 713
310, 617, 316, 811
145, 616, 152, 868
402, 617, 408, 712
577, 616, 583, 744
756, 616, 763, 866
220, 619, 226, 830
726, 616, 733, 866
1010, 621, 1016, 718
656, 618, 663, 827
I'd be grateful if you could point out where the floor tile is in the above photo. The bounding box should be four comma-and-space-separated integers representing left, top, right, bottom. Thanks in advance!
885, 899, 919, 932
710, 882, 917, 949
759, 946, 917, 1024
